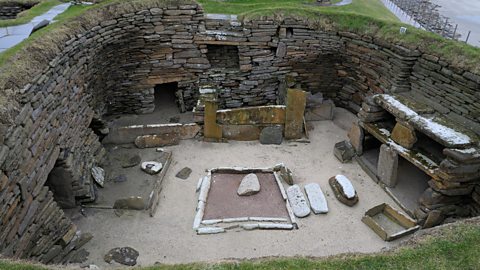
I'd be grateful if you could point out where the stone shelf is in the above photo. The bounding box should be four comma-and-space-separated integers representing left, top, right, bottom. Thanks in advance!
361, 121, 440, 179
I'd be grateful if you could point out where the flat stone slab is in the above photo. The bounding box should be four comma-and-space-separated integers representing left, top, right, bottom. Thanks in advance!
237, 173, 260, 196
104, 247, 139, 266
304, 183, 328, 214
135, 133, 179, 149
260, 125, 283, 145
141, 161, 163, 175
329, 175, 359, 206
113, 196, 145, 210
286, 184, 310, 218
91, 167, 105, 187
176, 167, 192, 179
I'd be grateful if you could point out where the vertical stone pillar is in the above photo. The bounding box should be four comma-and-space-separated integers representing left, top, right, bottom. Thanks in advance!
284, 88, 306, 140
203, 99, 222, 141
377, 144, 399, 187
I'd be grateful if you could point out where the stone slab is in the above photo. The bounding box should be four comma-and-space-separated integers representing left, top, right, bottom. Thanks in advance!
217, 105, 286, 125
377, 144, 399, 188
204, 100, 222, 140
304, 183, 329, 214
103, 123, 200, 144
285, 89, 307, 140
135, 133, 179, 149
391, 122, 417, 149
286, 184, 310, 218
260, 125, 283, 145
305, 101, 335, 121
222, 125, 261, 141
237, 173, 261, 196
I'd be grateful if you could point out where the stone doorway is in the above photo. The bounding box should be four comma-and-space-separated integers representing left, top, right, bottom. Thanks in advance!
45, 159, 77, 209
154, 82, 180, 119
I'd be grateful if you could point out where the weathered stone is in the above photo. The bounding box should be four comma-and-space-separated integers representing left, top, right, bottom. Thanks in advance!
377, 144, 398, 187
91, 167, 105, 188
259, 125, 283, 145
141, 161, 163, 175
113, 197, 145, 210
286, 185, 311, 218
134, 133, 179, 149
197, 227, 225, 235
217, 106, 286, 125
120, 155, 141, 168
391, 122, 417, 149
237, 173, 260, 196
423, 210, 444, 228
279, 166, 294, 185
329, 175, 358, 206
334, 140, 355, 163
204, 100, 222, 141
348, 122, 364, 154
104, 247, 139, 266
113, 175, 127, 183
304, 183, 328, 214
285, 89, 307, 140
222, 125, 261, 141
305, 100, 335, 121
176, 167, 192, 180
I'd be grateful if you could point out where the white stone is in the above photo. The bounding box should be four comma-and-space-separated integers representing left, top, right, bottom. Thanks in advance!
286, 185, 311, 218
198, 175, 211, 202
196, 176, 205, 193
192, 207, 204, 230
258, 223, 294, 230
222, 217, 249, 223
285, 201, 297, 225
91, 167, 105, 187
197, 227, 225, 235
249, 217, 289, 222
273, 172, 287, 200
335, 175, 356, 199
237, 173, 260, 196
141, 161, 163, 175
201, 219, 222, 225
241, 223, 260, 230
304, 183, 329, 214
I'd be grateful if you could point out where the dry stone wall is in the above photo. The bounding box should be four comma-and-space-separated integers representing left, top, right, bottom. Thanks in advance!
0, 0, 479, 264
0, 2, 35, 19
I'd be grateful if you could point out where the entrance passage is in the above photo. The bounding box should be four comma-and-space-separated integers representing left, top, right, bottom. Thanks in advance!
154, 82, 179, 113
45, 161, 76, 209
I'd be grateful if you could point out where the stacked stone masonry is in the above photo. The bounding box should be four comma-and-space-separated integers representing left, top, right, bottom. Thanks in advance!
0, 0, 479, 264
0, 2, 37, 19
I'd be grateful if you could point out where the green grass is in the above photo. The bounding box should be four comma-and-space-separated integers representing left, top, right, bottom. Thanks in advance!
1, 222, 480, 270
0, 0, 61, 27
198, 0, 399, 22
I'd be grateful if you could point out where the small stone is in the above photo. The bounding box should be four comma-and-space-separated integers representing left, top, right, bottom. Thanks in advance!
113, 197, 145, 210
68, 249, 89, 264
329, 175, 359, 206
104, 247, 139, 266
259, 126, 283, 145
304, 183, 329, 214
121, 155, 141, 168
334, 140, 355, 163
237, 173, 260, 196
286, 185, 311, 218
141, 161, 163, 175
91, 167, 105, 187
423, 210, 444, 228
280, 166, 294, 185
113, 175, 127, 183
176, 167, 192, 179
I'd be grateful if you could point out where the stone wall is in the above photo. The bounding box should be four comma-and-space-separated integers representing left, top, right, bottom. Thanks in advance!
0, 0, 479, 264
0, 3, 35, 19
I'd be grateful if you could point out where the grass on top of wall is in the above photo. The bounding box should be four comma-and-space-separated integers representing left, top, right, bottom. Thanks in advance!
1, 220, 480, 270
0, 0, 62, 27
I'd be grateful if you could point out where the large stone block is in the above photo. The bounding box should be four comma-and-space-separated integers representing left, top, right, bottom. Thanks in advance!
216, 106, 286, 125
377, 144, 398, 187
134, 133, 179, 149
284, 89, 307, 140
203, 100, 222, 141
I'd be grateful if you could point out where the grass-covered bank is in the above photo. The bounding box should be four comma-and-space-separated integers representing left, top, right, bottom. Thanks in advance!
1, 219, 480, 269
0, 0, 62, 27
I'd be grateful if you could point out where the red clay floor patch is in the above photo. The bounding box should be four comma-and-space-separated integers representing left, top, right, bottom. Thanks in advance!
203, 172, 289, 220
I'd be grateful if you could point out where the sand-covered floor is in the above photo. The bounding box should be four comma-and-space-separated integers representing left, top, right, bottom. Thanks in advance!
71, 118, 406, 268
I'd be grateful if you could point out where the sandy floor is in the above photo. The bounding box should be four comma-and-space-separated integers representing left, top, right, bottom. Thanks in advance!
72, 119, 406, 268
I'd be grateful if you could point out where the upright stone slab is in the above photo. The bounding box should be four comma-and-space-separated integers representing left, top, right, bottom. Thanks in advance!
377, 144, 399, 187
304, 183, 329, 214
284, 89, 307, 140
391, 122, 417, 149
260, 125, 283, 145
286, 185, 311, 218
204, 99, 222, 141
348, 122, 364, 154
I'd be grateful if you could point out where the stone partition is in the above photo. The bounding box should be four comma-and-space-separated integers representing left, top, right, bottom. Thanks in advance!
0, 0, 479, 264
